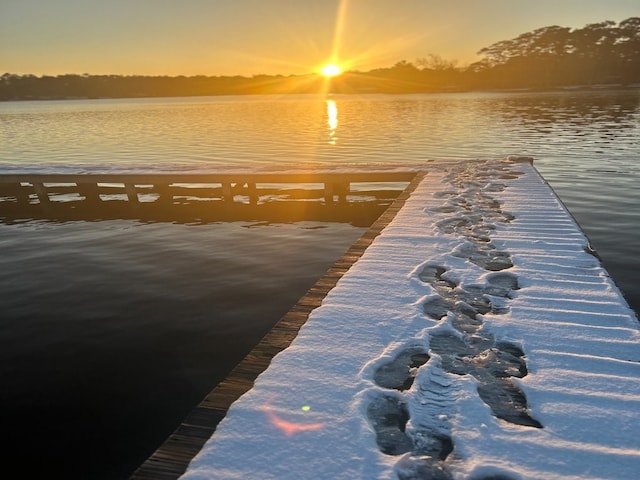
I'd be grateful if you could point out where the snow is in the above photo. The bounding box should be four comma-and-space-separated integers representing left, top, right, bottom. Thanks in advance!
180, 160, 640, 480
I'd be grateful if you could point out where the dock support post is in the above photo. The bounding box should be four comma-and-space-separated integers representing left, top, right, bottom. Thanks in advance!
324, 182, 349, 204
156, 184, 173, 205
14, 182, 30, 205
33, 183, 50, 205
324, 183, 334, 204
124, 184, 139, 203
247, 183, 258, 205
77, 183, 101, 203
222, 183, 233, 202
336, 182, 349, 204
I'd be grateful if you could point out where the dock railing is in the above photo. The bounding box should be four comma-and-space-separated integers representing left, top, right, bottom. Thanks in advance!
0, 172, 417, 206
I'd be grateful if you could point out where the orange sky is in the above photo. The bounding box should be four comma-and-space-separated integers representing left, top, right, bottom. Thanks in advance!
1, 0, 638, 76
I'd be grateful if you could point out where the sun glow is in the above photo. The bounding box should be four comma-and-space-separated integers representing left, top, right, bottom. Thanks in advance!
320, 64, 343, 77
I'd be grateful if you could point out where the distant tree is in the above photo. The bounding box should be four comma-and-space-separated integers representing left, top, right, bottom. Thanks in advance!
473, 17, 640, 88
416, 54, 459, 71
614, 17, 640, 79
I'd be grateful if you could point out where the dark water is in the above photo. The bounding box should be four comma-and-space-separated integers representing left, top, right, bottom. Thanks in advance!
0, 218, 366, 479
1, 90, 639, 478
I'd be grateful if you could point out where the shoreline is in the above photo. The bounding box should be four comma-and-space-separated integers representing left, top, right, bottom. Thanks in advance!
2, 83, 639, 103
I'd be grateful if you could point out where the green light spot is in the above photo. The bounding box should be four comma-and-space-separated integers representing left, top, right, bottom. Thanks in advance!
301, 405, 311, 412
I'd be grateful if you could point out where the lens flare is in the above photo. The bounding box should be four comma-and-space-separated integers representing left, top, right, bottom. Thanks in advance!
320, 64, 343, 77
261, 405, 325, 437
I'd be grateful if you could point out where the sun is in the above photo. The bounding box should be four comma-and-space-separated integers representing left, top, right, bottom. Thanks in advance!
320, 64, 343, 77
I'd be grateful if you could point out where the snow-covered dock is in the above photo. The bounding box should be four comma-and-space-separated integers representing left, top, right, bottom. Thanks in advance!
141, 160, 639, 480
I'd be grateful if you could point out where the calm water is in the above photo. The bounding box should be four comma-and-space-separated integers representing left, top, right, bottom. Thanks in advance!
1, 91, 639, 478
0, 220, 367, 479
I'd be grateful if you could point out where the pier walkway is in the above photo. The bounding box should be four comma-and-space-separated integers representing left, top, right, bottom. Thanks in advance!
130, 159, 639, 479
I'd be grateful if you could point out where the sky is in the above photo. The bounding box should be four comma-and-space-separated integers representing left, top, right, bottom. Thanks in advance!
1, 0, 638, 77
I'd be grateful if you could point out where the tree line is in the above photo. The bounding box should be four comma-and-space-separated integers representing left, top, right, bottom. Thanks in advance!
2, 17, 638, 100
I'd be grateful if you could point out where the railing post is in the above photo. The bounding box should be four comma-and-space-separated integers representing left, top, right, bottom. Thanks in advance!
32, 182, 50, 205
247, 183, 258, 205
124, 183, 139, 203
14, 182, 30, 205
77, 182, 101, 203
324, 182, 334, 204
324, 182, 349, 204
155, 184, 173, 204
336, 182, 349, 204
222, 183, 233, 202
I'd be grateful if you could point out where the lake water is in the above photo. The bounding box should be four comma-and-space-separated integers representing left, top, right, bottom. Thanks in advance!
1, 90, 639, 479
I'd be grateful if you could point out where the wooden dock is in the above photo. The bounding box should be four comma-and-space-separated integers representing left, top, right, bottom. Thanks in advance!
0, 171, 419, 226
0, 171, 416, 206
127, 172, 426, 480
129, 159, 639, 480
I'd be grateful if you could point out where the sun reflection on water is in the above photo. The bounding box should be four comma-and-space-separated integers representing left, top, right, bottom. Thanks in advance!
327, 99, 338, 145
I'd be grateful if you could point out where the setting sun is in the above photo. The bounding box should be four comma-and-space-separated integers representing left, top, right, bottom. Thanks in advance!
320, 64, 343, 77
